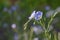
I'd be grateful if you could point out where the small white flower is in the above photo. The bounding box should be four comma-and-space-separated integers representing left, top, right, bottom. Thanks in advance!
33, 27, 38, 32
11, 24, 16, 29
33, 37, 39, 40
33, 26, 43, 35
29, 11, 36, 20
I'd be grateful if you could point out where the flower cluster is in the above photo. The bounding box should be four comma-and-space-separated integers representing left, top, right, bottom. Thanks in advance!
29, 11, 43, 20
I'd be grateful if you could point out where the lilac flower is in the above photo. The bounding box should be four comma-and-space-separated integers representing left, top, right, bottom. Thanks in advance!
29, 11, 36, 20
11, 24, 16, 29
34, 11, 43, 20
45, 5, 50, 11
11, 5, 17, 11
14, 33, 18, 40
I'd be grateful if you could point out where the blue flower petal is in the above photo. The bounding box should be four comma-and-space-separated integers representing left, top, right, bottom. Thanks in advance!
34, 11, 43, 20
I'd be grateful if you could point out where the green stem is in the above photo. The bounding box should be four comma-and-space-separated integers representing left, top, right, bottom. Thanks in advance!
24, 20, 31, 30
45, 30, 51, 40
46, 11, 58, 40
47, 11, 58, 31
39, 21, 45, 30
47, 17, 53, 30
54, 31, 57, 40
29, 28, 33, 40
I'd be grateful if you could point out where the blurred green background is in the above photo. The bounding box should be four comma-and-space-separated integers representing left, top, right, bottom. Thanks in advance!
0, 0, 60, 40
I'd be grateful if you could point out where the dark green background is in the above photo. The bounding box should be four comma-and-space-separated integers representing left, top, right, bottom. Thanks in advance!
0, 0, 60, 40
